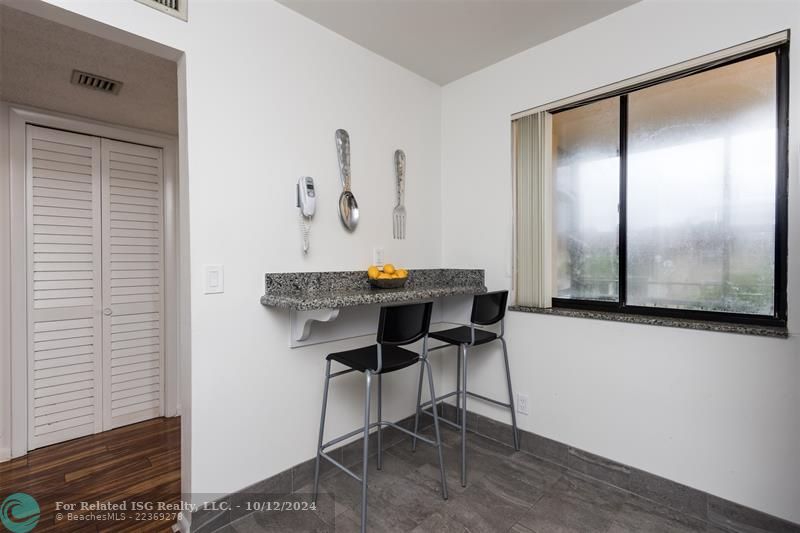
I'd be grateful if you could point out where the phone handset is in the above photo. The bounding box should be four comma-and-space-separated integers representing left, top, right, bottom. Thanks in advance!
297, 177, 315, 253
297, 176, 316, 217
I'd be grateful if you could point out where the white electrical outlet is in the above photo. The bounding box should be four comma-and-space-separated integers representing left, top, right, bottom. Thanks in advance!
517, 393, 529, 415
373, 247, 385, 267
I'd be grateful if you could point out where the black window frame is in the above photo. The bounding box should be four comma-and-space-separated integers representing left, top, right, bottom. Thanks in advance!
550, 42, 789, 328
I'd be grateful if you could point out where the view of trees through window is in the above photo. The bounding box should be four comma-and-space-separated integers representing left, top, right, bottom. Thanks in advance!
552, 51, 781, 318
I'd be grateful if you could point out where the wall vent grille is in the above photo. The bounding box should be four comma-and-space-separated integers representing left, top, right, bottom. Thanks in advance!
135, 0, 188, 21
70, 70, 123, 95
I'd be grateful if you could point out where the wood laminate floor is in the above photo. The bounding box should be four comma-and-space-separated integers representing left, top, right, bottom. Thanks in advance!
0, 417, 180, 532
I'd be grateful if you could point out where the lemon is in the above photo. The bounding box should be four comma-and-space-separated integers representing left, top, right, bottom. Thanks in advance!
396, 269, 408, 278
378, 273, 392, 279
383, 263, 396, 275
367, 266, 380, 279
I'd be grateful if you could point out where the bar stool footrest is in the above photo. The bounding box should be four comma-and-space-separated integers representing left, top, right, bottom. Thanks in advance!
381, 421, 437, 446
320, 451, 361, 482
318, 420, 440, 483
420, 390, 512, 427
420, 407, 462, 431
465, 391, 512, 409
427, 390, 511, 409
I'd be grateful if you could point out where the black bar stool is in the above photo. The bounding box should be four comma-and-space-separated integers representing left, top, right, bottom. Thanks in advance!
312, 301, 448, 533
412, 290, 518, 487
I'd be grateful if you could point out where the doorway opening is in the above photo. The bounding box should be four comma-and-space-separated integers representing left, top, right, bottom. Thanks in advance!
1, 4, 186, 531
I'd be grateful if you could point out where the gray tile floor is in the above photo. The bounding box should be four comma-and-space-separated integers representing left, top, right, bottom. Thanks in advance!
216, 424, 729, 532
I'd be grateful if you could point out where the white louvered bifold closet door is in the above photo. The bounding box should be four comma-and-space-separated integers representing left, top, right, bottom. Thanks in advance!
26, 125, 103, 449
101, 139, 164, 429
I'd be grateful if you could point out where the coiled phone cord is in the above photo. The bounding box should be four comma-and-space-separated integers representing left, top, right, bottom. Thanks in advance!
299, 212, 311, 254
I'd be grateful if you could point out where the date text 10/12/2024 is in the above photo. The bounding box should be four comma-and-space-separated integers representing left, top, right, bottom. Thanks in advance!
54, 499, 318, 513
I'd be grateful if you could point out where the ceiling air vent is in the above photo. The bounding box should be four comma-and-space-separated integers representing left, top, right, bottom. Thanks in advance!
135, 0, 188, 21
71, 70, 123, 95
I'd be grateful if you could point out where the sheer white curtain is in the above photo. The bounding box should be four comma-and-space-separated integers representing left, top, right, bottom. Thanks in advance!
513, 112, 553, 308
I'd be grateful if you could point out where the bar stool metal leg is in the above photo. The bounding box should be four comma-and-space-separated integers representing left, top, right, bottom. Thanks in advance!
423, 357, 449, 500
455, 349, 461, 426
500, 337, 520, 451
411, 363, 424, 452
361, 371, 372, 533
377, 374, 383, 470
312, 360, 332, 502
460, 343, 468, 487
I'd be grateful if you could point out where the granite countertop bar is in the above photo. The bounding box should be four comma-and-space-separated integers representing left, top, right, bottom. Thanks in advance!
262, 269, 486, 311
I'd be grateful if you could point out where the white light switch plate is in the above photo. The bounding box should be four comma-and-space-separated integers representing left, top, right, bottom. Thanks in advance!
204, 264, 224, 294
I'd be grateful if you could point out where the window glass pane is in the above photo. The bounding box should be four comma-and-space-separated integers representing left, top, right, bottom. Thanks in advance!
552, 98, 620, 301
627, 54, 776, 314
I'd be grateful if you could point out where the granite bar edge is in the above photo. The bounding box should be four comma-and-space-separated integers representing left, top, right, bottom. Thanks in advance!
509, 305, 789, 338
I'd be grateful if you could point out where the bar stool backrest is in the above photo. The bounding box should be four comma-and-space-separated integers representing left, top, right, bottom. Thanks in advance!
470, 290, 509, 326
377, 301, 433, 346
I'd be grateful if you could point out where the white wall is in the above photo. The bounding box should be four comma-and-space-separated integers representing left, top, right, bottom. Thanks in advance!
22, 0, 443, 501
440, 0, 800, 523
184, 0, 442, 496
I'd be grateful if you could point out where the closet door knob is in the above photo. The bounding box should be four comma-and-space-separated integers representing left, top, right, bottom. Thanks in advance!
103, 308, 113, 316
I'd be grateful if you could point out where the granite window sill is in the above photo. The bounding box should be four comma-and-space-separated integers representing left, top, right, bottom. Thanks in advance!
508, 305, 789, 338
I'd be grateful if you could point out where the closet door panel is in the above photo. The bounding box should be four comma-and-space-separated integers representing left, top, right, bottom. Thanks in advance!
27, 125, 102, 449
101, 139, 164, 429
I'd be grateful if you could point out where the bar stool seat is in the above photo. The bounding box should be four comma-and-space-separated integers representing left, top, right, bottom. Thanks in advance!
327, 345, 420, 373
429, 326, 497, 346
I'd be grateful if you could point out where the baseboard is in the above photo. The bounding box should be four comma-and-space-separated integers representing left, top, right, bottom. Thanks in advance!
0, 447, 10, 463
439, 403, 800, 533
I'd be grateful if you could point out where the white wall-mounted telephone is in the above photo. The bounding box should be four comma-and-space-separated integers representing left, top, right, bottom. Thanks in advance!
297, 176, 316, 254
297, 176, 316, 217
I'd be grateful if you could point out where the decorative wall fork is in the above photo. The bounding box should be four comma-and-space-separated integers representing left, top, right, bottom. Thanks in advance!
393, 149, 406, 239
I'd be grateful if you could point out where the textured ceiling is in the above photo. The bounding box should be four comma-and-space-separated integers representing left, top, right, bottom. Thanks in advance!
277, 0, 640, 85
0, 5, 178, 135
